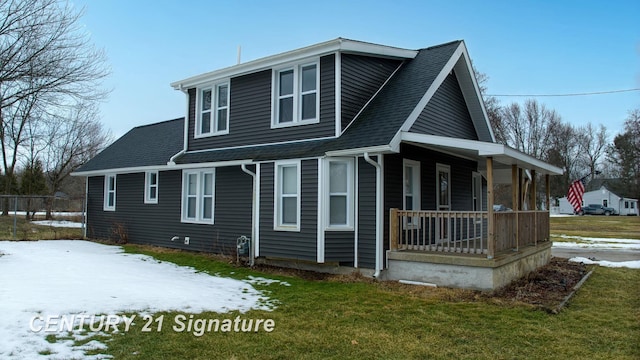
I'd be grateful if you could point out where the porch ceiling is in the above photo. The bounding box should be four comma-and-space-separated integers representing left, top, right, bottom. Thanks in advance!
400, 132, 563, 176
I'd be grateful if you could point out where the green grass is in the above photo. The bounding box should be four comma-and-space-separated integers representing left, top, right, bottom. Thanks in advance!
551, 215, 640, 240
64, 244, 638, 360
0, 214, 83, 240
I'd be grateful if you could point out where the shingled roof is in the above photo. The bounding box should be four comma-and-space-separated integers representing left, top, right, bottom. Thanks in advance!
74, 118, 184, 173
74, 39, 489, 172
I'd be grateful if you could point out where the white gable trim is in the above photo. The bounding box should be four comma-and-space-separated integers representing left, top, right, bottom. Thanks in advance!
394, 41, 495, 144
171, 39, 417, 90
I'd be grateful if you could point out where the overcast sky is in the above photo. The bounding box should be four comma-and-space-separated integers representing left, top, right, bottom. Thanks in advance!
72, 0, 639, 139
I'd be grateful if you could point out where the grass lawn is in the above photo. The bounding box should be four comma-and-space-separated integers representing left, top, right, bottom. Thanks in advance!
70, 244, 639, 360
550, 215, 640, 240
0, 215, 83, 240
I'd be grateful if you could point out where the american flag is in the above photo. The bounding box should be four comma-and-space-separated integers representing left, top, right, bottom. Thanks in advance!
567, 178, 586, 213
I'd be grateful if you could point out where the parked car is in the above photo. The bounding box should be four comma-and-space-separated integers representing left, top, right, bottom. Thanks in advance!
493, 204, 512, 212
579, 204, 616, 216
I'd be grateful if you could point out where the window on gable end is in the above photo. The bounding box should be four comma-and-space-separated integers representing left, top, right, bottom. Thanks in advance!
273, 61, 319, 127
196, 82, 229, 137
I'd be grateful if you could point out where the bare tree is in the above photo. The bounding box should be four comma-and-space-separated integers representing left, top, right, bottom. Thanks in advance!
497, 99, 561, 159
0, 0, 109, 213
545, 122, 580, 197
42, 101, 111, 218
576, 123, 608, 182
608, 109, 640, 199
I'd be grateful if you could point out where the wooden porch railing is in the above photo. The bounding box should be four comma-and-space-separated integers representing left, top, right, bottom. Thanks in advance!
390, 209, 550, 258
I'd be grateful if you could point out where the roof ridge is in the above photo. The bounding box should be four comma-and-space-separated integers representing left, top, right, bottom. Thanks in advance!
133, 117, 184, 130
419, 40, 463, 51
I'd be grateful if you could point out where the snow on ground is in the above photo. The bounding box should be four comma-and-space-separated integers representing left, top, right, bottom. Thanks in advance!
552, 235, 640, 250
0, 240, 282, 359
568, 256, 640, 269
31, 220, 83, 228
552, 235, 640, 268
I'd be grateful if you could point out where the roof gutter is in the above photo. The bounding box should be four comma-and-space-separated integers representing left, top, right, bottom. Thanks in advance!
364, 152, 383, 278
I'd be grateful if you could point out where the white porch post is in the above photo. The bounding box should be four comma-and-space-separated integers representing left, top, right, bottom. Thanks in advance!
487, 157, 495, 259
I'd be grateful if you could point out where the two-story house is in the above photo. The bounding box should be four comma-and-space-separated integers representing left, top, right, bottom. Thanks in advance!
73, 38, 563, 290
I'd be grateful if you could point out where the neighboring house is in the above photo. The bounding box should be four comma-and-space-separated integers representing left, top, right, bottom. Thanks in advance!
73, 38, 562, 290
558, 184, 639, 216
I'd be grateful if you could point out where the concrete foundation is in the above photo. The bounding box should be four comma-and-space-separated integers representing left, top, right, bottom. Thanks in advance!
382, 242, 552, 290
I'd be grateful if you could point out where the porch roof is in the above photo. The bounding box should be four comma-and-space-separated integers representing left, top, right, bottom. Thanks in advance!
399, 132, 563, 176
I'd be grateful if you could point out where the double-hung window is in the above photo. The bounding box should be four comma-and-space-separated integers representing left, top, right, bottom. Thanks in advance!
273, 61, 319, 127
144, 171, 159, 204
274, 161, 300, 231
325, 159, 354, 229
104, 174, 116, 211
196, 83, 229, 137
181, 169, 215, 224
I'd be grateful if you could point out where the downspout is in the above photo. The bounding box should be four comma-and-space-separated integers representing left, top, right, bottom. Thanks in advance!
168, 84, 189, 165
364, 153, 382, 278
241, 164, 256, 266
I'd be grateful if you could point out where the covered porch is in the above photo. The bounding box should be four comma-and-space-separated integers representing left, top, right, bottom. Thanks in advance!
383, 133, 563, 290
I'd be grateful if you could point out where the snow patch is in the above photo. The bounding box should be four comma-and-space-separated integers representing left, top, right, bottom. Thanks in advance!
569, 257, 640, 269
31, 220, 83, 228
0, 240, 280, 359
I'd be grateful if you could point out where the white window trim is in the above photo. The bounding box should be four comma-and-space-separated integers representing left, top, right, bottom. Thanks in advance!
271, 60, 320, 129
472, 171, 482, 212
195, 81, 230, 138
403, 159, 421, 228
181, 169, 216, 224
103, 174, 116, 211
273, 160, 301, 232
144, 171, 159, 204
324, 158, 355, 231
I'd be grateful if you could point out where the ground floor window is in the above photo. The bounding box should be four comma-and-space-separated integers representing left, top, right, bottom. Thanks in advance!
181, 169, 215, 224
274, 160, 300, 231
325, 158, 354, 229
103, 174, 116, 211
145, 171, 159, 204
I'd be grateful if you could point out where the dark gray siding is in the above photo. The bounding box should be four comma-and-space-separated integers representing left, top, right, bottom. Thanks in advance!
383, 144, 479, 250
188, 55, 336, 152
357, 157, 377, 269
324, 232, 354, 264
410, 72, 478, 140
258, 160, 318, 261
341, 54, 401, 132
86, 167, 253, 254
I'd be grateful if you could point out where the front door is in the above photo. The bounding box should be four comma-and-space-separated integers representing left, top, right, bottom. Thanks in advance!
436, 164, 451, 242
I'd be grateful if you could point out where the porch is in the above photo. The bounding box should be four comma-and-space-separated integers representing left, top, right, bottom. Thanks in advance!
382, 142, 562, 290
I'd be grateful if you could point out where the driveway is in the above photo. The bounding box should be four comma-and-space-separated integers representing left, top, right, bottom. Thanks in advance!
552, 247, 640, 262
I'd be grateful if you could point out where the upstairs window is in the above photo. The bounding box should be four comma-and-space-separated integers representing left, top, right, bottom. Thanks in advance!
144, 171, 158, 204
103, 174, 116, 211
196, 83, 229, 137
273, 62, 319, 127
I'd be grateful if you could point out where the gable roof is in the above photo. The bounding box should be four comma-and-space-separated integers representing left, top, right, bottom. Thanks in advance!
587, 178, 639, 199
74, 118, 184, 175
73, 38, 560, 176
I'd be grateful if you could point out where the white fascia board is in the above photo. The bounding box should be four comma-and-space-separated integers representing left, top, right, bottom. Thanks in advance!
456, 42, 496, 142
400, 132, 563, 175
72, 165, 172, 177
170, 38, 417, 90
325, 145, 394, 157
71, 159, 255, 177
401, 132, 500, 154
